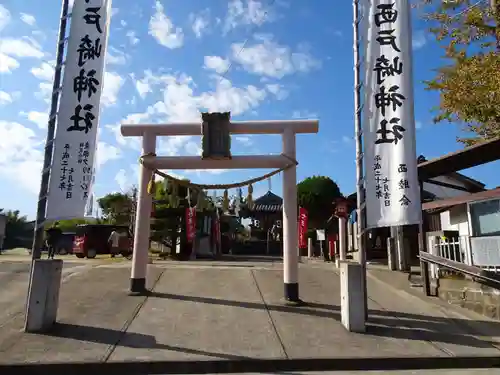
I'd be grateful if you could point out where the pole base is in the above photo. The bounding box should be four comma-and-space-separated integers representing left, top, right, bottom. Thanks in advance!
283, 282, 306, 306
128, 278, 148, 296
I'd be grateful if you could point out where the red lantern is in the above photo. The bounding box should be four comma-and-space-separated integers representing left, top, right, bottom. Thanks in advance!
150, 203, 156, 218
334, 198, 348, 218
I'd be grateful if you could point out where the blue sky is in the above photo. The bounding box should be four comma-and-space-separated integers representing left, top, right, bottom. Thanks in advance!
0, 0, 498, 220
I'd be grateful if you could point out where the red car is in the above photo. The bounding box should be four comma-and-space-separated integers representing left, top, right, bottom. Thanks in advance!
73, 224, 133, 259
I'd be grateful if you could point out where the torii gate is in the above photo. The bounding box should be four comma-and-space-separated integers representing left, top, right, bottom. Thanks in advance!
120, 117, 319, 303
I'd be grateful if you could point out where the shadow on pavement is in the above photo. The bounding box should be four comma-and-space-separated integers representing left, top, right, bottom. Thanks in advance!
45, 323, 251, 360
148, 292, 500, 350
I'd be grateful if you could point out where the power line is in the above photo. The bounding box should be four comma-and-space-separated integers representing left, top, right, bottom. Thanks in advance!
448, 0, 488, 18
218, 0, 277, 83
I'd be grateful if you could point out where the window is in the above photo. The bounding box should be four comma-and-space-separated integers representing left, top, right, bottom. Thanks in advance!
470, 199, 500, 237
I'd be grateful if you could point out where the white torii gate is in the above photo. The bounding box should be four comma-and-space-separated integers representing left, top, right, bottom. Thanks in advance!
120, 119, 319, 303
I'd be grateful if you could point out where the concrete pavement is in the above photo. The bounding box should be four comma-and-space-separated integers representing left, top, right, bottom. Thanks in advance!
0, 260, 500, 373
0, 259, 99, 334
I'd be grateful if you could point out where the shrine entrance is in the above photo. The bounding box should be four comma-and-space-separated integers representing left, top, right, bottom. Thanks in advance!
120, 113, 318, 303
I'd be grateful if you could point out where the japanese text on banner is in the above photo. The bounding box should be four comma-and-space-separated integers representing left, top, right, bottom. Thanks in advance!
363, 1, 421, 228
46, 0, 112, 221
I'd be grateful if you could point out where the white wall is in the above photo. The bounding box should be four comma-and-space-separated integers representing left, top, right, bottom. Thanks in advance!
427, 175, 475, 237
440, 204, 470, 236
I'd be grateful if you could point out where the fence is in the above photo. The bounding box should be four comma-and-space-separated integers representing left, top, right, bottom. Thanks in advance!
429, 235, 500, 277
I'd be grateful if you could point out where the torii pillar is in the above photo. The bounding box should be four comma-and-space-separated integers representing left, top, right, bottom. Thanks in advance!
120, 119, 319, 303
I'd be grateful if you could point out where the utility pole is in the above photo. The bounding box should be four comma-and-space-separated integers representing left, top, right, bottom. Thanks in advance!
30, 0, 70, 260
353, 0, 368, 319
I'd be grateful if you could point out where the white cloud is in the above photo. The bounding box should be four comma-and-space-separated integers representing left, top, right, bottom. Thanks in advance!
30, 61, 55, 81
35, 82, 53, 103
137, 71, 270, 120
133, 70, 163, 99
204, 56, 230, 74
147, 73, 268, 123
20, 13, 36, 26
199, 76, 268, 116
412, 30, 427, 50
114, 166, 140, 192
115, 71, 269, 173
0, 4, 11, 31
266, 83, 288, 100
0, 91, 12, 105
234, 135, 253, 146
96, 141, 122, 169
149, 0, 184, 49
0, 37, 43, 74
0, 37, 44, 58
158, 135, 195, 156
0, 121, 43, 194
0, 53, 19, 73
231, 35, 321, 78
115, 169, 128, 192
185, 140, 202, 155
126, 30, 140, 45
133, 69, 178, 99
23, 111, 48, 129
189, 10, 210, 38
224, 0, 275, 33
136, 80, 151, 99
102, 71, 125, 107
31, 61, 55, 103
107, 111, 154, 149
106, 46, 128, 65
292, 110, 317, 119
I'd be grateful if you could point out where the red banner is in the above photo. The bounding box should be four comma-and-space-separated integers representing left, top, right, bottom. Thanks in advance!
298, 207, 308, 249
185, 207, 197, 243
328, 234, 338, 258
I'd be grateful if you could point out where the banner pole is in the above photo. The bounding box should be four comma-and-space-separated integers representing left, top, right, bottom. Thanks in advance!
353, 0, 368, 320
30, 0, 71, 260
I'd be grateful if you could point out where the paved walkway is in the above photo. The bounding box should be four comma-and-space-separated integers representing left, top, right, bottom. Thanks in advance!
1, 259, 500, 373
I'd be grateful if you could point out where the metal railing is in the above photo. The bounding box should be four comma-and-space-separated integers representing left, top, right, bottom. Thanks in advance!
419, 251, 500, 291
429, 235, 500, 275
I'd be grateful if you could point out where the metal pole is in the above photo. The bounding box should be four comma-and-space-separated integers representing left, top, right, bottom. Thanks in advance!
353, 0, 368, 319
30, 0, 70, 260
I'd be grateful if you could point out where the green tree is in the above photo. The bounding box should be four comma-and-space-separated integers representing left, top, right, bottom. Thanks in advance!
44, 218, 95, 232
97, 191, 134, 225
2, 209, 31, 249
419, 0, 500, 146
150, 179, 201, 257
297, 176, 342, 228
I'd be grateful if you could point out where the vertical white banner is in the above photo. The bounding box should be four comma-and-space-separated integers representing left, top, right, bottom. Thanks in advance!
362, 0, 421, 228
46, 0, 112, 220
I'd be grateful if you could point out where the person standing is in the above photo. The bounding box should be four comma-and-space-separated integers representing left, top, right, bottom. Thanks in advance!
108, 229, 121, 258
45, 222, 62, 259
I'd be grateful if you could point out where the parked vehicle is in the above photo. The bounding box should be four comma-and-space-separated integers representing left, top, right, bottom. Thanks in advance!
73, 224, 132, 259
56, 232, 75, 255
